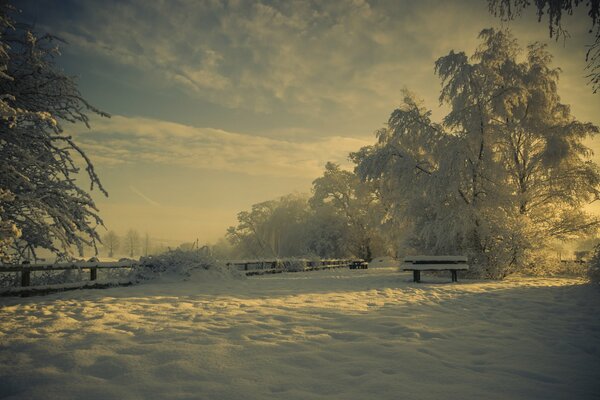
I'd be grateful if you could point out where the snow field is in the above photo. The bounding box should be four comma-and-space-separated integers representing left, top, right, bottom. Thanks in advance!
0, 267, 598, 399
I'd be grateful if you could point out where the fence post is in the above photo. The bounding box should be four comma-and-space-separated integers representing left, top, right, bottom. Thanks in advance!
21, 268, 30, 287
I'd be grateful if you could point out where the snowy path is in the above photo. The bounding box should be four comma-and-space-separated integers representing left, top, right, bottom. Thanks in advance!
0, 268, 598, 399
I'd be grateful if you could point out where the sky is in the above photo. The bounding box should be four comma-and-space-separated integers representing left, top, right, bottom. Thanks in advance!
18, 0, 600, 247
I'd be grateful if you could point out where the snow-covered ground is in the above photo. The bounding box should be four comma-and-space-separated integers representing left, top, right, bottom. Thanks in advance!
0, 267, 598, 400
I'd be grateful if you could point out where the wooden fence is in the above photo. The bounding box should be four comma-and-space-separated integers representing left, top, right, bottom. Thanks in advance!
0, 258, 368, 289
0, 260, 137, 287
225, 259, 367, 275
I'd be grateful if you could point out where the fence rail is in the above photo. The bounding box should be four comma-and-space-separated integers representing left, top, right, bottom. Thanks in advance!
225, 259, 366, 275
0, 258, 367, 289
0, 261, 137, 287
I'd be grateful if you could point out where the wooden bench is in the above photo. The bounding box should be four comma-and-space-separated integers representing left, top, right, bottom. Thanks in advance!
401, 256, 468, 283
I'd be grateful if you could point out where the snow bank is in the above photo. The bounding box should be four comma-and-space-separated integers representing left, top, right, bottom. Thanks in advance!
0, 268, 598, 399
133, 249, 242, 282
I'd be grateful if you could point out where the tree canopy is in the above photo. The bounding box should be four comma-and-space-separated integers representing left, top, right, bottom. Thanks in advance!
0, 2, 109, 262
489, 0, 600, 92
225, 168, 390, 261
354, 28, 599, 277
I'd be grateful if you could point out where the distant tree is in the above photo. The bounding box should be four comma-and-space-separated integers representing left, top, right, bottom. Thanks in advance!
102, 231, 120, 258
0, 3, 109, 262
227, 200, 279, 258
226, 180, 392, 261
227, 193, 312, 258
354, 29, 599, 277
143, 232, 151, 256
489, 0, 600, 92
310, 162, 385, 261
304, 205, 349, 259
211, 237, 237, 259
124, 230, 140, 258
268, 194, 312, 257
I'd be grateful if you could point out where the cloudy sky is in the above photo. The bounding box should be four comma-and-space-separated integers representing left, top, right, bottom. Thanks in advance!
18, 0, 600, 246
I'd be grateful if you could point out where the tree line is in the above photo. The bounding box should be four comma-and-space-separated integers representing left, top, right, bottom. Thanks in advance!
101, 230, 152, 259
223, 28, 600, 278
100, 231, 207, 259
223, 163, 392, 261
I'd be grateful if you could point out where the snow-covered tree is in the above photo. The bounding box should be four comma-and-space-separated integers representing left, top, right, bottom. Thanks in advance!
489, 0, 600, 92
143, 232, 151, 257
310, 162, 386, 261
124, 229, 141, 258
354, 28, 600, 277
227, 200, 280, 258
0, 2, 109, 262
225, 166, 394, 261
0, 189, 20, 262
102, 231, 120, 258
303, 205, 349, 259
226, 193, 312, 258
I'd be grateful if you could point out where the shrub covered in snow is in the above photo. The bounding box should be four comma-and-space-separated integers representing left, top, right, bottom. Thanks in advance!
277, 259, 307, 272
132, 249, 235, 282
519, 256, 589, 278
588, 244, 600, 284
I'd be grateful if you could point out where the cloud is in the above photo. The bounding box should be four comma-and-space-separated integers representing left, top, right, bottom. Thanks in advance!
24, 0, 599, 129
19, 1, 477, 116
75, 115, 371, 178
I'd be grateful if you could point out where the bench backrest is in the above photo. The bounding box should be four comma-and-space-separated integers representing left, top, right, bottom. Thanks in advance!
403, 255, 467, 264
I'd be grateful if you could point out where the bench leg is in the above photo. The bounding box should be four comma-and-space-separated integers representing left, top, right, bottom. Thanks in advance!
451, 270, 457, 282
413, 270, 421, 283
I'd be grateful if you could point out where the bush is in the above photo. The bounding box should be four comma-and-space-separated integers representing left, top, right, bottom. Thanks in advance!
133, 249, 223, 282
517, 252, 586, 278
276, 259, 307, 272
